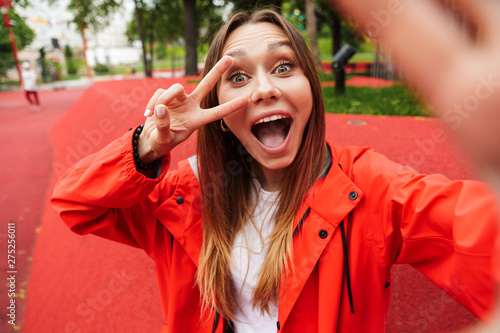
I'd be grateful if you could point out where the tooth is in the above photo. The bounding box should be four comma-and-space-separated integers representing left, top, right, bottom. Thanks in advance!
270, 115, 278, 121
264, 117, 271, 123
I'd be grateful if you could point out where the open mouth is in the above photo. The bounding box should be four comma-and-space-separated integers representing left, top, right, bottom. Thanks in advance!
251, 115, 292, 148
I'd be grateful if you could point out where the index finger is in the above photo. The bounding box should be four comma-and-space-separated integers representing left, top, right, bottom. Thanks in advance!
190, 56, 233, 102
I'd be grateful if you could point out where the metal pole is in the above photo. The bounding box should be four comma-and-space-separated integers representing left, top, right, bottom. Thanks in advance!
1, 1, 22, 86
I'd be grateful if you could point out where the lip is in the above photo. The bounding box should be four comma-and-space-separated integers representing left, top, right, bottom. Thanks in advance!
249, 110, 293, 128
250, 110, 294, 155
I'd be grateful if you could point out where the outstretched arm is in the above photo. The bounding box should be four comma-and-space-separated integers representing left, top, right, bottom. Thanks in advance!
330, 0, 500, 329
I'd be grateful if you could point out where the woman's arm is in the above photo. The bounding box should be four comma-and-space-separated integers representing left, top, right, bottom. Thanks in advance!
52, 56, 248, 257
51, 128, 173, 257
351, 149, 498, 319
331, 0, 500, 326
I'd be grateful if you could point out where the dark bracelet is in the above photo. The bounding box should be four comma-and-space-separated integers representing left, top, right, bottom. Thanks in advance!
132, 124, 160, 171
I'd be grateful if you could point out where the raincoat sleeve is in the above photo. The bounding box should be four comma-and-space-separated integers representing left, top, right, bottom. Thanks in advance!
51, 128, 173, 258
352, 149, 498, 319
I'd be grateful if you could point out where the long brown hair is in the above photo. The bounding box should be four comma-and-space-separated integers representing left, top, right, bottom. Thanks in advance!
196, 10, 326, 320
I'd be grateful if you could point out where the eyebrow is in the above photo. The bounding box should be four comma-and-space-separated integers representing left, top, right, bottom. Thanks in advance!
267, 41, 291, 51
226, 40, 292, 58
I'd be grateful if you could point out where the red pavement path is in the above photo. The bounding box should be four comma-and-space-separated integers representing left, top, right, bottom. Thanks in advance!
0, 88, 85, 332
0, 77, 483, 332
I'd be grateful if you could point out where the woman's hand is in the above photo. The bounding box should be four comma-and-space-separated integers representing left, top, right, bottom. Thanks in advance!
330, 0, 500, 329
138, 56, 248, 163
331, 0, 500, 188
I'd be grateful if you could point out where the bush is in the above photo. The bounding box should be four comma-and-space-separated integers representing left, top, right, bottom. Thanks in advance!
53, 62, 62, 80
322, 84, 429, 116
66, 59, 79, 75
94, 63, 109, 74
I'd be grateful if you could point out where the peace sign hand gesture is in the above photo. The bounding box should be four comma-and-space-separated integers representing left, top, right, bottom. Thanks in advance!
137, 56, 247, 164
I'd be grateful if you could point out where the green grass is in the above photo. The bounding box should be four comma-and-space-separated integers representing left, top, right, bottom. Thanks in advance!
322, 84, 429, 116
0, 80, 20, 91
318, 35, 376, 63
60, 74, 84, 81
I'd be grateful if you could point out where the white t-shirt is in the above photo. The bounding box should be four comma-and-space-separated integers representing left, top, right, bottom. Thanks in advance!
188, 156, 279, 332
230, 183, 279, 332
22, 69, 38, 91
187, 151, 331, 332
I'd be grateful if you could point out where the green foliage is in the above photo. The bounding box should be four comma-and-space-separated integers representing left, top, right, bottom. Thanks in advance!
284, 0, 364, 61
0, 8, 35, 79
94, 63, 109, 73
63, 45, 79, 74
66, 59, 79, 74
322, 85, 428, 116
197, 0, 226, 43
154, 44, 167, 60
126, 0, 183, 45
64, 45, 73, 58
230, 0, 283, 13
66, 0, 121, 32
52, 61, 62, 80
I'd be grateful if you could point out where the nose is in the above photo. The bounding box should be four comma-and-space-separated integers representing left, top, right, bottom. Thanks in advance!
250, 71, 282, 104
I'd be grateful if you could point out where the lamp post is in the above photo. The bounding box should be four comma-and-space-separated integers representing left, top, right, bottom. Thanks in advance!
332, 44, 356, 95
1, 0, 22, 86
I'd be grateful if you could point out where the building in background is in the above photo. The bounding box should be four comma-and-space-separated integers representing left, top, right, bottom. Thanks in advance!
14, 0, 140, 78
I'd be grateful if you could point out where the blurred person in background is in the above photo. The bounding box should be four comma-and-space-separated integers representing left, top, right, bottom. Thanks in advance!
21, 61, 41, 111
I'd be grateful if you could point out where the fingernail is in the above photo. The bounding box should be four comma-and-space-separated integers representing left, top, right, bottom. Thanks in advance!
144, 109, 152, 117
156, 105, 166, 117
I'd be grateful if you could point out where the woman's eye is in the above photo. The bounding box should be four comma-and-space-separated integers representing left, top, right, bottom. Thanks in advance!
275, 64, 291, 74
233, 74, 247, 83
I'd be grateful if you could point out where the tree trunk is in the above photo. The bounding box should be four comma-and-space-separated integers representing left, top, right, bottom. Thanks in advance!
183, 0, 198, 76
332, 13, 341, 57
332, 12, 346, 94
148, 1, 159, 77
80, 27, 93, 79
305, 0, 322, 72
134, 0, 152, 77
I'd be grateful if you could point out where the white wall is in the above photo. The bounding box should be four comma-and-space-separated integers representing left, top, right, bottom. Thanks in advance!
86, 46, 141, 67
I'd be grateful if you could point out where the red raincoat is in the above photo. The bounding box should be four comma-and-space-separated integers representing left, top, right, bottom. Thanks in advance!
52, 129, 498, 332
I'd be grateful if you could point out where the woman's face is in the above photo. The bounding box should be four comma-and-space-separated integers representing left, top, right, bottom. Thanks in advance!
217, 22, 313, 186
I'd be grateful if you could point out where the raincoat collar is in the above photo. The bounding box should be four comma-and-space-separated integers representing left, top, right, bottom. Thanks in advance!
154, 141, 364, 268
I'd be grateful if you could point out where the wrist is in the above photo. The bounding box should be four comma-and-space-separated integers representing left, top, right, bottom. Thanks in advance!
132, 125, 161, 170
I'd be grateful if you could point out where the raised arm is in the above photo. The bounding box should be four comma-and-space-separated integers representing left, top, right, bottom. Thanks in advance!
138, 56, 248, 164
52, 56, 248, 255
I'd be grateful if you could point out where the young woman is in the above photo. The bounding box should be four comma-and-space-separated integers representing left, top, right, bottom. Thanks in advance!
52, 9, 498, 333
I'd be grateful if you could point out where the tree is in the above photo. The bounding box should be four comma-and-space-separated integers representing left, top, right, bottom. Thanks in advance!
317, 0, 362, 58
305, 0, 321, 71
230, 0, 283, 14
64, 44, 78, 74
0, 7, 35, 80
132, 0, 151, 77
127, 0, 183, 76
63, 0, 121, 78
183, 0, 197, 75
316, 1, 363, 93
